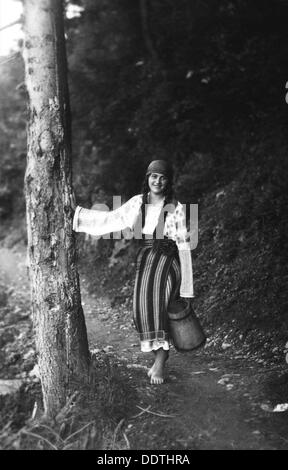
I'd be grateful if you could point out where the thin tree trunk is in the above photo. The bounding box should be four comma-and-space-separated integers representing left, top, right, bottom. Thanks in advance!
23, 0, 90, 417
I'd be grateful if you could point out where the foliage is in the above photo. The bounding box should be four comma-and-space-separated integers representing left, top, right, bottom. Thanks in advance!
0, 57, 26, 219
66, 0, 288, 201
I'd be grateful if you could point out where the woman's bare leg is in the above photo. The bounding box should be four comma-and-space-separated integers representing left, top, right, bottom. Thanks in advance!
147, 348, 169, 384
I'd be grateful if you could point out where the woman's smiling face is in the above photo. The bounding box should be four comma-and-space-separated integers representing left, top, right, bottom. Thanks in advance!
148, 172, 168, 195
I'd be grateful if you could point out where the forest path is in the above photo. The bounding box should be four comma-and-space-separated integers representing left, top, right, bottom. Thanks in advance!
0, 245, 288, 450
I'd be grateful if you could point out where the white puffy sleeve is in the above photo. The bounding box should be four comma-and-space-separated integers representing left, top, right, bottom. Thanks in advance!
174, 202, 194, 298
73, 195, 142, 237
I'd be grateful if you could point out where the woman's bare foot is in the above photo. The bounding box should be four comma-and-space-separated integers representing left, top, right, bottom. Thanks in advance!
147, 349, 169, 384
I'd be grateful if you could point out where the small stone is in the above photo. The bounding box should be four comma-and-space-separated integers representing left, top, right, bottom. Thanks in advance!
218, 377, 230, 385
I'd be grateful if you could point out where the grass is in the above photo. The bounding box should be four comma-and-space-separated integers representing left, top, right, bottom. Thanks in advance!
0, 352, 138, 450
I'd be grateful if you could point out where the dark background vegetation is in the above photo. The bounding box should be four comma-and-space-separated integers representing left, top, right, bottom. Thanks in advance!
1, 0, 288, 346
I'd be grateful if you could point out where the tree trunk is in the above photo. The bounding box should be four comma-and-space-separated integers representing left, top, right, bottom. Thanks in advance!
23, 0, 90, 417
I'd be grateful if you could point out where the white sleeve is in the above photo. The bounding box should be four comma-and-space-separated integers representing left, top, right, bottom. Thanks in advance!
73, 195, 141, 237
178, 250, 194, 298
174, 202, 194, 298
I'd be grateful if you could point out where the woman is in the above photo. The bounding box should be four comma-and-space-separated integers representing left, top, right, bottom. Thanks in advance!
73, 160, 194, 384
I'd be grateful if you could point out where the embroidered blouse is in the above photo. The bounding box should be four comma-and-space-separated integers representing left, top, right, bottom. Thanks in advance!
73, 194, 194, 297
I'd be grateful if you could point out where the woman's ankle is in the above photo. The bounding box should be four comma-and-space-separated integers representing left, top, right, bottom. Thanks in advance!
155, 348, 169, 362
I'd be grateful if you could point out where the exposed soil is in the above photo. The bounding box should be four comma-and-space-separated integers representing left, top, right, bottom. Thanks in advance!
0, 242, 288, 450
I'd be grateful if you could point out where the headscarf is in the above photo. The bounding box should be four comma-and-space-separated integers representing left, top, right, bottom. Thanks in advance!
145, 160, 173, 179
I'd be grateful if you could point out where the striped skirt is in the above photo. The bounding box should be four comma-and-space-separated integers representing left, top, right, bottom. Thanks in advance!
133, 238, 181, 352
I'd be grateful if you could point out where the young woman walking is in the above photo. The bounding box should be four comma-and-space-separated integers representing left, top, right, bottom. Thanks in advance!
73, 160, 194, 384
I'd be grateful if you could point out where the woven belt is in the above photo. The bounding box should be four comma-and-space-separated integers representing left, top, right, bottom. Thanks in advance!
142, 237, 177, 255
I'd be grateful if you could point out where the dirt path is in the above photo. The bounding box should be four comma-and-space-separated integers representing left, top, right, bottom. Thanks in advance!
1, 245, 288, 450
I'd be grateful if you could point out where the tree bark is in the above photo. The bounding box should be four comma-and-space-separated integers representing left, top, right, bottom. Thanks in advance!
23, 0, 90, 417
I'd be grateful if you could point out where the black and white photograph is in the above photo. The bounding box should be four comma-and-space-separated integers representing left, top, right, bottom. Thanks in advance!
0, 0, 287, 452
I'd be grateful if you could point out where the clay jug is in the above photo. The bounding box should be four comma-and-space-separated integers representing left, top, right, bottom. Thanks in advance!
168, 299, 206, 351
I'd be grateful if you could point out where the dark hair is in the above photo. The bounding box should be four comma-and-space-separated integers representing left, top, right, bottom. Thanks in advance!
138, 173, 177, 234
141, 174, 174, 205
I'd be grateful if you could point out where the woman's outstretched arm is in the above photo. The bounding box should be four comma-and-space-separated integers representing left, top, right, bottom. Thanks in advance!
73, 194, 142, 237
